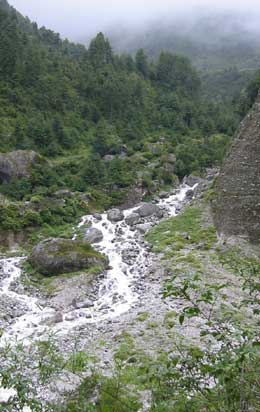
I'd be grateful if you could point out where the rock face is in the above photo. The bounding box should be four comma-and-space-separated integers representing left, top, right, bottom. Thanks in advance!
212, 92, 260, 243
82, 227, 103, 244
0, 150, 42, 183
107, 208, 124, 222
29, 238, 108, 276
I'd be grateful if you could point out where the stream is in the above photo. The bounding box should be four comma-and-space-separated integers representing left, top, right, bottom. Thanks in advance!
0, 184, 193, 347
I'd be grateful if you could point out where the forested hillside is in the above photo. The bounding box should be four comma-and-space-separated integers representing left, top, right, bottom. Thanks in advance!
107, 14, 260, 103
0, 0, 250, 233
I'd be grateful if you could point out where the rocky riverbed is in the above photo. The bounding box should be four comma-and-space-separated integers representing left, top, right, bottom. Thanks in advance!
0, 180, 210, 406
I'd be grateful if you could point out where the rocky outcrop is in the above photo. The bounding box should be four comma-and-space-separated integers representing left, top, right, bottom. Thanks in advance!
212, 92, 260, 243
0, 150, 42, 184
29, 238, 108, 276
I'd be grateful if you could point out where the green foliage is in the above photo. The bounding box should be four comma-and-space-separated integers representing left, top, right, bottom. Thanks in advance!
0, 0, 239, 212
0, 196, 88, 233
146, 206, 217, 253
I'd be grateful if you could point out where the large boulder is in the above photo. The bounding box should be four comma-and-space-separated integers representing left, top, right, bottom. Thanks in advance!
29, 238, 108, 276
125, 213, 140, 226
82, 227, 103, 243
107, 208, 124, 222
136, 203, 163, 218
212, 91, 260, 243
0, 150, 42, 184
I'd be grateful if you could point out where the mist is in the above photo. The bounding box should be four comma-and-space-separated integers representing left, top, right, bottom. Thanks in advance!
8, 0, 260, 42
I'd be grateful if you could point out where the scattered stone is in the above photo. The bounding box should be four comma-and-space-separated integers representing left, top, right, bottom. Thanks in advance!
51, 372, 82, 395
73, 299, 94, 309
40, 311, 63, 326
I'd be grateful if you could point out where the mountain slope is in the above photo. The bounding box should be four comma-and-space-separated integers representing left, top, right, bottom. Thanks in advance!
0, 0, 238, 216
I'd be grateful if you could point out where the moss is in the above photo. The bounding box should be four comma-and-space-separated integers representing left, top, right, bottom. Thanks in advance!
22, 261, 103, 296
136, 312, 150, 322
54, 239, 105, 261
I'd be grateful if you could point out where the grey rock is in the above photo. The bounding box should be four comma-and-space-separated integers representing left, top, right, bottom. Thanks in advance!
159, 191, 169, 199
0, 150, 42, 184
54, 189, 73, 199
64, 313, 78, 321
186, 189, 194, 199
40, 311, 63, 326
125, 213, 140, 226
136, 224, 152, 234
183, 175, 202, 187
93, 213, 102, 221
29, 238, 108, 276
73, 299, 94, 309
103, 154, 115, 162
212, 91, 260, 243
136, 203, 162, 218
51, 372, 82, 395
107, 208, 124, 222
83, 227, 103, 244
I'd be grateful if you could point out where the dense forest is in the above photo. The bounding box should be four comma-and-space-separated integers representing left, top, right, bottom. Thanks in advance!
0, 0, 259, 231
107, 14, 260, 103
0, 2, 260, 412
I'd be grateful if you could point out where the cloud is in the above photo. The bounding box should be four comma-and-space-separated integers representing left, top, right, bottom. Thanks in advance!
8, 0, 260, 41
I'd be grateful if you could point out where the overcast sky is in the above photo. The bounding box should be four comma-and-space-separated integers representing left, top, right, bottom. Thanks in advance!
8, 0, 260, 41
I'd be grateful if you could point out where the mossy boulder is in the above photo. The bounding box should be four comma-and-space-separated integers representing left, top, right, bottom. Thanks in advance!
29, 238, 108, 276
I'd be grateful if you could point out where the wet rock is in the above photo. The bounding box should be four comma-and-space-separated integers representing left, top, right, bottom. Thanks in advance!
125, 213, 140, 226
183, 175, 202, 187
159, 191, 169, 199
0, 294, 28, 321
136, 224, 152, 234
186, 189, 194, 199
136, 203, 163, 218
82, 227, 103, 244
73, 299, 94, 309
29, 238, 108, 276
93, 213, 102, 221
64, 313, 78, 321
107, 208, 124, 222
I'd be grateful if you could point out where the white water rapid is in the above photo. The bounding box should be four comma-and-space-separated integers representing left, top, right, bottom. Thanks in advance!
0, 184, 195, 406
0, 184, 193, 347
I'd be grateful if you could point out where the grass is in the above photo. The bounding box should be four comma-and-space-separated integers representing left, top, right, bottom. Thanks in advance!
146, 207, 217, 254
